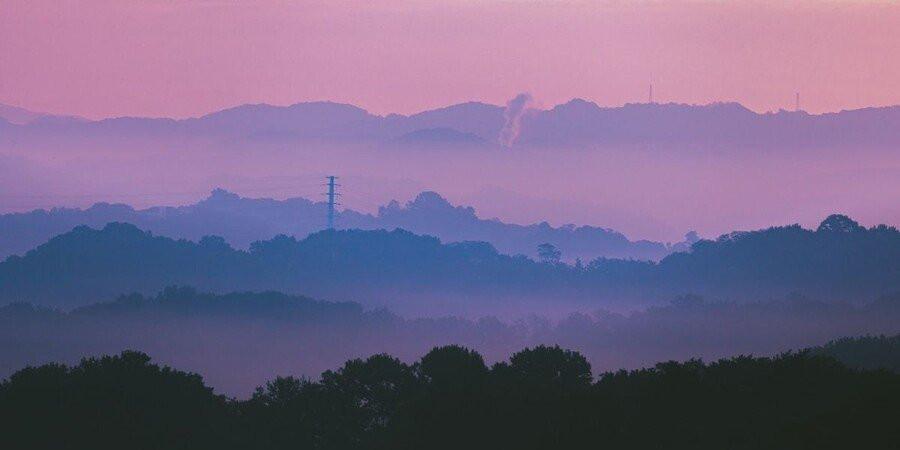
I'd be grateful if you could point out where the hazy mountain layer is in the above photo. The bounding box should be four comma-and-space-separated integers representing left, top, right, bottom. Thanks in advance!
1, 287, 897, 396
3, 99, 899, 149
0, 189, 677, 262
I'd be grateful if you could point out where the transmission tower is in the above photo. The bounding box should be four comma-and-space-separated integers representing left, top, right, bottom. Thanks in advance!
324, 176, 340, 230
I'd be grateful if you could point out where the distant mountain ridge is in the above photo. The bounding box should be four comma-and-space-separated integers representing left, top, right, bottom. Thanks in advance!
0, 189, 679, 262
0, 104, 44, 125
0, 103, 85, 125
3, 99, 899, 148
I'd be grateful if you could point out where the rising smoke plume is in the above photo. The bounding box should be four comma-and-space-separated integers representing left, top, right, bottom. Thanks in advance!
498, 93, 533, 148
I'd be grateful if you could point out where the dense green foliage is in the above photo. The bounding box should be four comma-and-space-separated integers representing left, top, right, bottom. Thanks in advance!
2, 345, 898, 450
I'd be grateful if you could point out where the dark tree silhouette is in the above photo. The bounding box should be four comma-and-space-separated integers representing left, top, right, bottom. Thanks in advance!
2, 344, 900, 450
813, 334, 900, 372
537, 242, 562, 264
817, 214, 865, 233
417, 345, 488, 390
0, 351, 231, 450
505, 345, 592, 387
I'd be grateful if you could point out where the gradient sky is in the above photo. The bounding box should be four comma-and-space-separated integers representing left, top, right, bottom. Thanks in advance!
2, 0, 899, 119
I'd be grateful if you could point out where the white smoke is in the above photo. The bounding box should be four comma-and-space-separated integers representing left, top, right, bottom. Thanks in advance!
498, 93, 533, 148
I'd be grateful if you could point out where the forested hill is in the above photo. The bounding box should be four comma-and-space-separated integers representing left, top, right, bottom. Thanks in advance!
2, 287, 897, 395
652, 214, 900, 298
0, 189, 674, 262
813, 334, 900, 373
0, 214, 897, 312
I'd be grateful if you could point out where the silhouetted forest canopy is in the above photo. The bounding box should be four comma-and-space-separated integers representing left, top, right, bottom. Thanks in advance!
0, 189, 675, 262
2, 287, 898, 395
813, 334, 900, 373
1, 214, 898, 313
2, 341, 898, 450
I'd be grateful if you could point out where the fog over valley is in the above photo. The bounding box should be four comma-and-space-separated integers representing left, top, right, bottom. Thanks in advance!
3, 100, 898, 242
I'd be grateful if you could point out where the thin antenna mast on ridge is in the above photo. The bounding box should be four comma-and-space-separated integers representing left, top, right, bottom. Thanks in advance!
795, 92, 801, 112
323, 176, 341, 230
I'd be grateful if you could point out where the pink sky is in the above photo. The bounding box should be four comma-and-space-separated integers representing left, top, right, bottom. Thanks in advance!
2, 0, 899, 119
